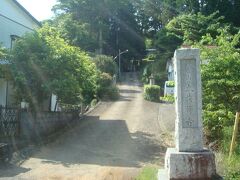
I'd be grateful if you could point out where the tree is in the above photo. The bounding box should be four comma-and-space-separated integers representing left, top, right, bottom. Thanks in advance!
153, 12, 226, 67
166, 12, 224, 44
201, 0, 240, 27
93, 55, 117, 76
52, 14, 99, 52
10, 25, 97, 110
0, 45, 10, 78
195, 29, 240, 140
53, 0, 146, 67
145, 12, 230, 89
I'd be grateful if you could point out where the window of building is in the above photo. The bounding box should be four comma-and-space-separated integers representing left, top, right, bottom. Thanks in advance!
10, 35, 19, 49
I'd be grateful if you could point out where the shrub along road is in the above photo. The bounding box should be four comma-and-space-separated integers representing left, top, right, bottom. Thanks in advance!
0, 72, 175, 180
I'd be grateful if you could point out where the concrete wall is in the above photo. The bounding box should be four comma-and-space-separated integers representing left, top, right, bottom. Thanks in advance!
20, 111, 77, 143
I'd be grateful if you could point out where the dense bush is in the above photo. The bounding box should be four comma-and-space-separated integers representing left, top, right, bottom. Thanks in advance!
144, 85, 160, 102
97, 72, 112, 98
98, 72, 112, 87
196, 29, 240, 143
96, 72, 119, 100
10, 25, 97, 109
98, 85, 119, 100
141, 58, 168, 87
93, 55, 117, 76
195, 29, 240, 178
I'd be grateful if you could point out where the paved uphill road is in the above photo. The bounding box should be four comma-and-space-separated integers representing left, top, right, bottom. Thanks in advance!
0, 72, 175, 180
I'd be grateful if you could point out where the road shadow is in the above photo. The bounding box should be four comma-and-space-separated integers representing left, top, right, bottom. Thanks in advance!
31, 115, 166, 168
0, 163, 30, 177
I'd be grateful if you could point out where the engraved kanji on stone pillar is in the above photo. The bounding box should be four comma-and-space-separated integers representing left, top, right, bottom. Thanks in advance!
175, 48, 203, 152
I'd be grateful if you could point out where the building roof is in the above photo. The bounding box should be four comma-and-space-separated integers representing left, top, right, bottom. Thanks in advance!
12, 0, 41, 27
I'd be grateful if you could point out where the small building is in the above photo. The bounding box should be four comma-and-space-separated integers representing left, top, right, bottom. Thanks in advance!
0, 0, 41, 107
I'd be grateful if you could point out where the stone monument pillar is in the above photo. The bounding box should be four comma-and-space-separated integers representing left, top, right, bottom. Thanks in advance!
158, 48, 216, 180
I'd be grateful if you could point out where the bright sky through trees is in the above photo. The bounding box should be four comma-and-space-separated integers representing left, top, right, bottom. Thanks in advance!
16, 0, 57, 21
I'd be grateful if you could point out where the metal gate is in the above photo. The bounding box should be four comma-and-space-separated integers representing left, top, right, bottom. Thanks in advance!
0, 106, 20, 137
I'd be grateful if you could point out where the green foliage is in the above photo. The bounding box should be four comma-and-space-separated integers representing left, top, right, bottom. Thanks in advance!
144, 85, 160, 102
0, 45, 10, 79
141, 53, 168, 87
201, 0, 240, 27
155, 27, 182, 55
0, 45, 7, 59
10, 32, 50, 108
134, 0, 240, 33
195, 29, 240, 141
160, 95, 175, 103
97, 72, 113, 93
136, 166, 158, 180
52, 14, 98, 52
142, 12, 229, 91
10, 25, 97, 109
221, 154, 240, 180
90, 99, 98, 107
154, 12, 224, 58
96, 72, 119, 100
151, 12, 240, 143
166, 12, 224, 44
153, 12, 225, 68
53, 0, 146, 61
166, 81, 175, 87
93, 55, 117, 76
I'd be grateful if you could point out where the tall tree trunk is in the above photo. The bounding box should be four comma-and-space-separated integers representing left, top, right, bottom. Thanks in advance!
99, 27, 103, 54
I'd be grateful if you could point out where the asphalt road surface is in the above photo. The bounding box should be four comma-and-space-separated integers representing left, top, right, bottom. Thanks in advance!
0, 72, 175, 180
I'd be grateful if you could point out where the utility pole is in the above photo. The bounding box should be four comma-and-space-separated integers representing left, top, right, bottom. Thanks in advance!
113, 49, 128, 80
118, 49, 121, 79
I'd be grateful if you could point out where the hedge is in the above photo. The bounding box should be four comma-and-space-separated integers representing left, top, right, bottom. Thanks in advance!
144, 85, 160, 102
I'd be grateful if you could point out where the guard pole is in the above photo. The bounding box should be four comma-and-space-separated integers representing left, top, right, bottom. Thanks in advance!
229, 112, 240, 157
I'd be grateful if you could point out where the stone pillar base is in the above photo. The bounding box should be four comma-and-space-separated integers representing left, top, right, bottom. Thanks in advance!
158, 148, 216, 180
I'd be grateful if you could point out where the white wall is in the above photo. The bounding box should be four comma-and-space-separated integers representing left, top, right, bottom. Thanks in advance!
168, 64, 174, 81
0, 79, 7, 106
0, 0, 39, 48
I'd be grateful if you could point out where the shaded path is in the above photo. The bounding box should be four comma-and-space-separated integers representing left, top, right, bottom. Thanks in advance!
0, 72, 175, 180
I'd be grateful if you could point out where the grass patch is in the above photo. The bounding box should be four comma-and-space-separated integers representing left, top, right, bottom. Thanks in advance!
216, 152, 240, 180
136, 166, 158, 180
223, 154, 240, 180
